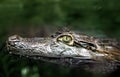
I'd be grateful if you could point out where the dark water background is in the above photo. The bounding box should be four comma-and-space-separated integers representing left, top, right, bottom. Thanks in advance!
0, 0, 120, 77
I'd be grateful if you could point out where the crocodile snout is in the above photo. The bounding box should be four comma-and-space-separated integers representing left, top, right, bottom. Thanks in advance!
7, 35, 23, 51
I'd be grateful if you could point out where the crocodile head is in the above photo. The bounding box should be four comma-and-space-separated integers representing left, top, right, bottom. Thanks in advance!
6, 29, 120, 73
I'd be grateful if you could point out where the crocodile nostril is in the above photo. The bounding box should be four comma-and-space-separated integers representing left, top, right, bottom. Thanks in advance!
8, 35, 21, 42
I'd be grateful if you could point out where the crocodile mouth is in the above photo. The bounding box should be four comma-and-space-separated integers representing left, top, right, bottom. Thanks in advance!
7, 47, 96, 65
6, 35, 107, 62
6, 36, 95, 65
7, 43, 93, 61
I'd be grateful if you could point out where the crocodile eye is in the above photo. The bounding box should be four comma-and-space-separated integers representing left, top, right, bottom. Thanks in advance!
63, 36, 72, 42
57, 35, 74, 45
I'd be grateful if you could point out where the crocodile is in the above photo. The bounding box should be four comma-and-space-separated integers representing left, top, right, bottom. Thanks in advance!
6, 28, 120, 73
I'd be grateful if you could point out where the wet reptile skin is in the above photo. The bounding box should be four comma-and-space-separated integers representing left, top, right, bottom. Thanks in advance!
6, 29, 120, 73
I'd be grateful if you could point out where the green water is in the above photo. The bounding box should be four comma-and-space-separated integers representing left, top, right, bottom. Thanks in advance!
0, 0, 120, 77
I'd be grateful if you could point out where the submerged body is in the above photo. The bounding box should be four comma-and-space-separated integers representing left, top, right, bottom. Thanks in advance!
7, 29, 120, 73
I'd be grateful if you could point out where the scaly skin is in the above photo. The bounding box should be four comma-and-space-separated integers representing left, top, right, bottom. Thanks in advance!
6, 29, 120, 73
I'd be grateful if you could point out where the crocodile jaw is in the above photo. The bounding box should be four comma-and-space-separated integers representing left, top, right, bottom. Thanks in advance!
7, 35, 106, 61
